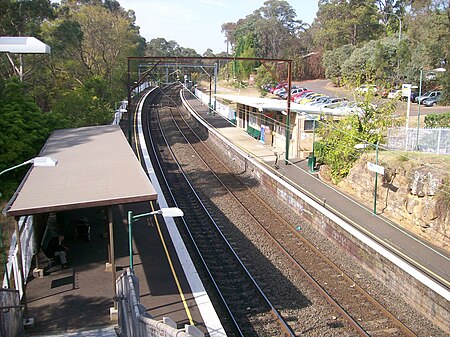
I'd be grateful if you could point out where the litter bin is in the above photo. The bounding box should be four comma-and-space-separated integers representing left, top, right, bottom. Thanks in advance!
308, 155, 316, 171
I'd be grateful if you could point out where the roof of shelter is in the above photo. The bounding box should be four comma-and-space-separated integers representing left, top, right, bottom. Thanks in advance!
0, 37, 51, 54
5, 125, 157, 217
215, 94, 343, 116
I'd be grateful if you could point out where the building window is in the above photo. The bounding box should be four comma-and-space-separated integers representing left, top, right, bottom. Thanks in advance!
304, 119, 318, 131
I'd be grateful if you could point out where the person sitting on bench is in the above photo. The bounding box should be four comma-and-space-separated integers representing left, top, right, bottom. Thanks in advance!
45, 234, 69, 269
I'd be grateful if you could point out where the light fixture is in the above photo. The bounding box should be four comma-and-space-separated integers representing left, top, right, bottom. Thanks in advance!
32, 157, 58, 167
127, 207, 184, 268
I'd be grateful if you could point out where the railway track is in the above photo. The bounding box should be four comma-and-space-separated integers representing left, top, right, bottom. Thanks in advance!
139, 84, 419, 336
141, 85, 293, 336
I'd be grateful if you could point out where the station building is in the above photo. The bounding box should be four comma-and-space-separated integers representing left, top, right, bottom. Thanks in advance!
213, 94, 353, 160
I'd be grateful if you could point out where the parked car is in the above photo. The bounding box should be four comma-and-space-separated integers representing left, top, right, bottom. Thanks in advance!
387, 89, 402, 99
318, 97, 349, 108
280, 87, 307, 99
422, 95, 442, 107
355, 84, 378, 94
291, 90, 312, 102
275, 87, 287, 97
294, 91, 317, 103
307, 96, 331, 106
415, 91, 442, 104
270, 82, 286, 94
298, 93, 326, 105
328, 101, 363, 115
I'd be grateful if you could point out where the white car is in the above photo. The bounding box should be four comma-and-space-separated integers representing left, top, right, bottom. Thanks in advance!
355, 84, 378, 94
387, 89, 402, 99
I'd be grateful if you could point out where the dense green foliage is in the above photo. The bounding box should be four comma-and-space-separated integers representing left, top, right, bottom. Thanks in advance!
315, 98, 402, 182
0, 78, 66, 198
424, 112, 450, 128
316, 1, 449, 94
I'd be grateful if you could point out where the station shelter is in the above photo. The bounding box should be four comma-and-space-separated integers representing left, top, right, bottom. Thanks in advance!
2, 125, 157, 320
215, 94, 347, 160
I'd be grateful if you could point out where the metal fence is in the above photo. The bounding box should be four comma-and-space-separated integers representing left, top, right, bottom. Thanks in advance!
194, 88, 236, 122
116, 268, 204, 337
387, 127, 450, 154
2, 216, 35, 297
0, 289, 24, 337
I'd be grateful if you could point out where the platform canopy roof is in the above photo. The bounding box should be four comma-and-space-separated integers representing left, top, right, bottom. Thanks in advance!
0, 37, 51, 54
214, 94, 352, 117
4, 125, 157, 217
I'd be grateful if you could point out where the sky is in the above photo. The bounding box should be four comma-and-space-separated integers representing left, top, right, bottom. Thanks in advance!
118, 0, 319, 55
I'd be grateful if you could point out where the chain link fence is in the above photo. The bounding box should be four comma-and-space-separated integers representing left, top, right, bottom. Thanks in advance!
387, 127, 450, 154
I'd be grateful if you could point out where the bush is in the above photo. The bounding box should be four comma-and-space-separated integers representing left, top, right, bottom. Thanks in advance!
424, 113, 450, 128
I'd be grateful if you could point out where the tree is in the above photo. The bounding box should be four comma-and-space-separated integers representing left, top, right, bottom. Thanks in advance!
0, 0, 56, 79
221, 22, 237, 53
146, 38, 200, 57
313, 0, 383, 50
30, 1, 143, 113
0, 0, 55, 37
228, 0, 305, 81
341, 40, 380, 84
316, 98, 401, 182
0, 77, 65, 199
52, 76, 113, 128
323, 45, 355, 84
203, 49, 215, 58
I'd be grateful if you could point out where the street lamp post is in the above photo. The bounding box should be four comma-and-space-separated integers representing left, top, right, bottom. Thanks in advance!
1, 156, 57, 321
386, 12, 402, 44
386, 12, 402, 82
373, 142, 379, 214
416, 67, 446, 149
127, 207, 183, 269
309, 118, 317, 173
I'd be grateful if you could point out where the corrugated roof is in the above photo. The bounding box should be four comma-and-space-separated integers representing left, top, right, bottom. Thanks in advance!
5, 125, 157, 217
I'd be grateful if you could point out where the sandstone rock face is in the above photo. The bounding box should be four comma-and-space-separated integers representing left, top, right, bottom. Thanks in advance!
335, 153, 449, 251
